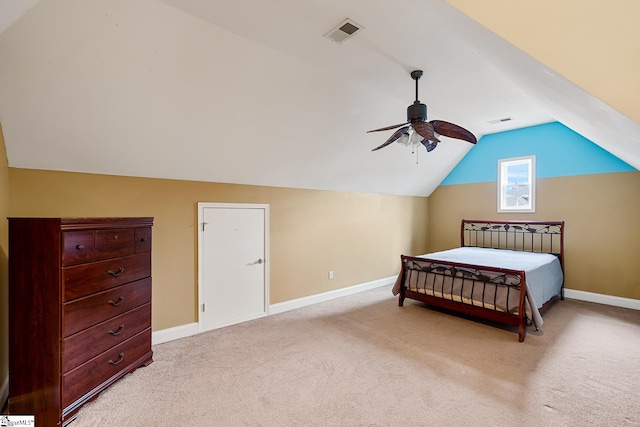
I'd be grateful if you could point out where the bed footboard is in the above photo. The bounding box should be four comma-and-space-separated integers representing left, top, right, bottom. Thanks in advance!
398, 255, 529, 341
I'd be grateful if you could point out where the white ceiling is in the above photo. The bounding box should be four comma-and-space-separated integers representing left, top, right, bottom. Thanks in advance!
0, 0, 39, 34
0, 0, 638, 196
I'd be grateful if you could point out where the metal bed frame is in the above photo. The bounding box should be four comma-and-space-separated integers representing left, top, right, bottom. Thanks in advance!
397, 219, 565, 342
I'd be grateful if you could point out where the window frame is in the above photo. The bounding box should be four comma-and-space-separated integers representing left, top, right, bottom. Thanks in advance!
497, 155, 536, 213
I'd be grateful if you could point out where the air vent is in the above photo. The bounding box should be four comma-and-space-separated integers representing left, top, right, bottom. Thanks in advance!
487, 117, 512, 125
324, 19, 363, 44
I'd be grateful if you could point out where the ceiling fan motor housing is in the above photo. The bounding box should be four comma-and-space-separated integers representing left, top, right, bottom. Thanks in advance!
407, 102, 427, 123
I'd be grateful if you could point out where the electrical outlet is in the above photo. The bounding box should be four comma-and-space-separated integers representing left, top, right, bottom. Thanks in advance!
328, 271, 334, 280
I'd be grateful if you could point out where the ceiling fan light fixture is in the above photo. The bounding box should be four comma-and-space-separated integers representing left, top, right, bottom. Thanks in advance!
409, 129, 424, 145
396, 133, 410, 147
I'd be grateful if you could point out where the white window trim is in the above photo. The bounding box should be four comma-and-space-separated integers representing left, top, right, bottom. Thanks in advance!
497, 155, 536, 213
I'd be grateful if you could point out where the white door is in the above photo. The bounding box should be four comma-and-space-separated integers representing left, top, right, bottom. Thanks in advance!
199, 203, 268, 331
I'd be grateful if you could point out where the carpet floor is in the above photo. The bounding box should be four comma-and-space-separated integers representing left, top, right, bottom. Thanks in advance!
72, 285, 640, 426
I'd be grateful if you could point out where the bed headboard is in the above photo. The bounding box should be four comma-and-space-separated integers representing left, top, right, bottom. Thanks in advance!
460, 219, 565, 267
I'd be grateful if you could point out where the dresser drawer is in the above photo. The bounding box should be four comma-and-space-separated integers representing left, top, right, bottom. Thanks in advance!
62, 303, 151, 372
62, 253, 151, 301
95, 228, 134, 260
135, 227, 152, 253
62, 329, 152, 409
63, 278, 151, 337
61, 231, 95, 266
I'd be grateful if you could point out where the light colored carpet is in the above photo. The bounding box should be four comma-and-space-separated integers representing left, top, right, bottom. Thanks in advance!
73, 285, 640, 426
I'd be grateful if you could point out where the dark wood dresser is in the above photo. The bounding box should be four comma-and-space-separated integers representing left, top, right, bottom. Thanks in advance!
7, 217, 153, 426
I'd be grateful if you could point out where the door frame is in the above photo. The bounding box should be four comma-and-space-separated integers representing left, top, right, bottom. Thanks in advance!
197, 202, 270, 332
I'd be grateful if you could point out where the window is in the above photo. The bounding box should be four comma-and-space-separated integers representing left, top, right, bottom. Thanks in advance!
498, 155, 535, 213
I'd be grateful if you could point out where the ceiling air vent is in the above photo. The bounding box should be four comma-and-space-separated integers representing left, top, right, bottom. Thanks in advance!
324, 19, 363, 44
487, 117, 512, 125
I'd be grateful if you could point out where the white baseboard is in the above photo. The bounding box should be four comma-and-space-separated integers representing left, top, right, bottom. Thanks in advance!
152, 322, 199, 346
269, 275, 396, 315
149, 283, 637, 346
151, 276, 396, 345
1, 374, 8, 409
564, 288, 640, 311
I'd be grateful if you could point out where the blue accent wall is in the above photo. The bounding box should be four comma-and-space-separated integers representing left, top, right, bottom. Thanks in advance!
441, 122, 636, 185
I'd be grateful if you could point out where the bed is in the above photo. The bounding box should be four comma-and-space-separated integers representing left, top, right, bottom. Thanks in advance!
392, 219, 565, 342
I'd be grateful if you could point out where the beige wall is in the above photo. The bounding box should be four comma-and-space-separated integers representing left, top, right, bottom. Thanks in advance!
8, 168, 429, 331
0, 122, 9, 391
447, 0, 640, 124
429, 171, 640, 300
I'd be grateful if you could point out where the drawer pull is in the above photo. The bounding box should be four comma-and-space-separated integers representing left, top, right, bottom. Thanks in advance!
76, 244, 84, 250
108, 267, 125, 277
108, 352, 125, 365
140, 237, 147, 242
108, 324, 125, 336
108, 296, 125, 306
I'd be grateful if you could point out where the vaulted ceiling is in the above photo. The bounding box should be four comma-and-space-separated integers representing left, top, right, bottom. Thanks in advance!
0, 0, 638, 196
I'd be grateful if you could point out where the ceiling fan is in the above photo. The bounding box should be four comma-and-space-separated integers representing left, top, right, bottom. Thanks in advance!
368, 70, 477, 153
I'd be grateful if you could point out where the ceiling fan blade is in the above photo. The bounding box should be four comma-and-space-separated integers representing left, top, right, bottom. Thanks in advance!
421, 140, 439, 152
412, 121, 440, 142
371, 126, 410, 151
430, 120, 477, 144
367, 122, 408, 133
